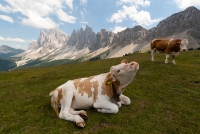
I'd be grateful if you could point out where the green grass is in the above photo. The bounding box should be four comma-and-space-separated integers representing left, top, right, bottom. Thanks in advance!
0, 50, 200, 134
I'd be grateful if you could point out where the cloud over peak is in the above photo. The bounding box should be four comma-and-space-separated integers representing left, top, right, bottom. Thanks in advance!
108, 1, 161, 27
173, 0, 200, 9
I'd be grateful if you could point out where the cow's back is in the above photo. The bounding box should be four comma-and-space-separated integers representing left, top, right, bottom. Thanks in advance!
151, 38, 170, 52
70, 73, 108, 109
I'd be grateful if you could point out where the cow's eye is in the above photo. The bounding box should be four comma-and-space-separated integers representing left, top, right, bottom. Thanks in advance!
117, 70, 120, 73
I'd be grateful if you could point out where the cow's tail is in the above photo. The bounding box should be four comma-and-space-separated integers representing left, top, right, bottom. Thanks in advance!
49, 91, 55, 97
49, 90, 60, 117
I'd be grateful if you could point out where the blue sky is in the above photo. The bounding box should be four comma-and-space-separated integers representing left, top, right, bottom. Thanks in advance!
0, 0, 200, 50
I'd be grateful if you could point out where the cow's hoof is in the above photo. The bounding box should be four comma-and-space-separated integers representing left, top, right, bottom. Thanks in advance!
79, 111, 88, 120
76, 122, 85, 128
94, 108, 101, 112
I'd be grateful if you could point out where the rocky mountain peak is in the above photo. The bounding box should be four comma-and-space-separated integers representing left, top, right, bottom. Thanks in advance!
157, 6, 200, 29
184, 6, 199, 12
144, 6, 200, 42
67, 25, 95, 50
27, 29, 69, 50
28, 41, 38, 50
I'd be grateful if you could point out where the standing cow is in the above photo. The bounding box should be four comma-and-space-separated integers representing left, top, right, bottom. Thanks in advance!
150, 38, 188, 64
49, 59, 139, 127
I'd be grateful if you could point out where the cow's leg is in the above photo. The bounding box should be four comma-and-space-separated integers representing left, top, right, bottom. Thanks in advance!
171, 54, 176, 64
151, 48, 156, 61
59, 91, 85, 127
69, 108, 88, 120
165, 54, 170, 64
93, 100, 119, 114
120, 94, 131, 105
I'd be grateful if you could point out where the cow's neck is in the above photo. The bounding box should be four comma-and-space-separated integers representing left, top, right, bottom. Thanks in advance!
111, 81, 121, 102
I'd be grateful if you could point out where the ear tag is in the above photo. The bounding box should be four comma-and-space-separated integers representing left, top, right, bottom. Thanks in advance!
107, 81, 111, 85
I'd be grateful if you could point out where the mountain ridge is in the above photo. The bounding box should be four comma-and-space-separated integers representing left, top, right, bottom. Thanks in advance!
12, 6, 200, 68
0, 45, 25, 58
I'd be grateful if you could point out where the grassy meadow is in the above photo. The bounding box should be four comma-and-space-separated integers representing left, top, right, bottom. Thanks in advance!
0, 50, 200, 134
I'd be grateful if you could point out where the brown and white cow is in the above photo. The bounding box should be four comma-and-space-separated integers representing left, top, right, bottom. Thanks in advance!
49, 59, 139, 127
150, 38, 188, 64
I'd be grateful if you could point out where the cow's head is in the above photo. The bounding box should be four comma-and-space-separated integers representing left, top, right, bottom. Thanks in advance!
109, 59, 139, 94
180, 39, 188, 51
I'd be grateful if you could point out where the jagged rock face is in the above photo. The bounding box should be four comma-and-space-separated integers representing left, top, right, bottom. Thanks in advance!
187, 21, 200, 41
28, 41, 39, 50
37, 30, 47, 49
67, 25, 96, 50
89, 29, 115, 51
112, 26, 148, 47
28, 29, 69, 51
145, 6, 200, 41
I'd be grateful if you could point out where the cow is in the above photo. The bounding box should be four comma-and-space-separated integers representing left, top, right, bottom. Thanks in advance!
49, 59, 139, 127
150, 38, 188, 64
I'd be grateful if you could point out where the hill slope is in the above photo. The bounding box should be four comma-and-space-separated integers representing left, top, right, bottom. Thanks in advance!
0, 50, 199, 133
0, 58, 16, 71
0, 45, 24, 58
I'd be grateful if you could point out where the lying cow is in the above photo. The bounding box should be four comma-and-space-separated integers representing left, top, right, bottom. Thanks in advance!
49, 59, 139, 127
150, 38, 188, 64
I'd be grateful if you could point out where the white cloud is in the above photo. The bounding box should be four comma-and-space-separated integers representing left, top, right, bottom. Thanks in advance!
117, 0, 150, 7
0, 4, 13, 13
129, 10, 162, 26
16, 45, 20, 48
80, 0, 87, 5
27, 39, 37, 43
108, 6, 129, 23
108, 0, 161, 27
65, 0, 74, 9
21, 10, 57, 29
80, 21, 88, 25
80, 11, 84, 19
1, 0, 76, 29
0, 15, 14, 23
0, 36, 26, 42
111, 26, 127, 33
173, 0, 200, 9
56, 9, 76, 23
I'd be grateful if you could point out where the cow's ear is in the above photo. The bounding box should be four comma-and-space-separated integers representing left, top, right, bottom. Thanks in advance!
105, 77, 113, 85
121, 59, 128, 64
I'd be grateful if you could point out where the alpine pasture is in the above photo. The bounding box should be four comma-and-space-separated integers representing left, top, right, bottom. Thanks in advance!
0, 50, 199, 134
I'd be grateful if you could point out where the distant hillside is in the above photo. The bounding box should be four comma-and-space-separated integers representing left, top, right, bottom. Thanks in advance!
0, 58, 16, 71
0, 45, 25, 58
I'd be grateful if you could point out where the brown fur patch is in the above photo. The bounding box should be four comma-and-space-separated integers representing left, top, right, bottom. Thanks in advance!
57, 88, 63, 105
151, 38, 170, 51
121, 59, 128, 64
92, 81, 99, 102
50, 88, 63, 116
73, 76, 99, 99
151, 38, 182, 54
101, 73, 120, 99
167, 39, 181, 53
